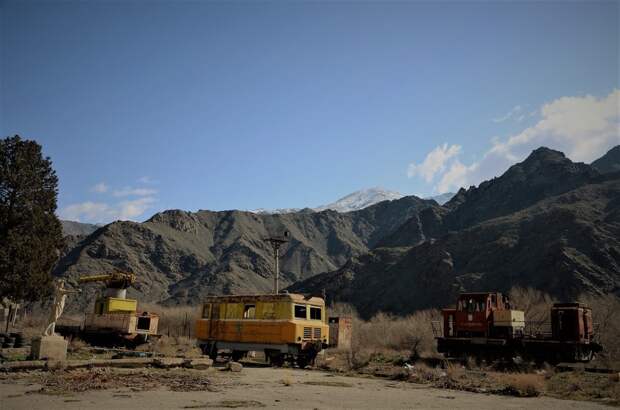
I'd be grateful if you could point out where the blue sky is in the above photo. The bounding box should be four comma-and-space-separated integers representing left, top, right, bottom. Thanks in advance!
1, 1, 618, 223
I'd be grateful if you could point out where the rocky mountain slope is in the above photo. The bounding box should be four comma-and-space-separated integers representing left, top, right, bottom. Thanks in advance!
425, 192, 455, 205
592, 145, 620, 174
290, 147, 620, 318
61, 220, 100, 237
55, 195, 435, 308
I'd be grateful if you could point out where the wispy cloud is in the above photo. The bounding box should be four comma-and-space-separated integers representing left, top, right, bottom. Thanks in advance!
90, 182, 108, 193
113, 187, 158, 197
408, 89, 620, 194
137, 176, 157, 185
407, 143, 461, 182
61, 180, 160, 223
493, 105, 523, 123
59, 197, 157, 223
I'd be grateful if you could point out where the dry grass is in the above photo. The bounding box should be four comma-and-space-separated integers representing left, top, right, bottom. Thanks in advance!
141, 304, 198, 338
138, 335, 202, 358
546, 371, 620, 405
497, 373, 545, 397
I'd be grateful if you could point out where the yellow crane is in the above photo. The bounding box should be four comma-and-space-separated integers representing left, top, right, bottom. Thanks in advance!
78, 272, 138, 314
78, 272, 136, 287
72, 271, 159, 346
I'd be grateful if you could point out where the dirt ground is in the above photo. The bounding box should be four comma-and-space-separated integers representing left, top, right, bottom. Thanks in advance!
0, 365, 616, 410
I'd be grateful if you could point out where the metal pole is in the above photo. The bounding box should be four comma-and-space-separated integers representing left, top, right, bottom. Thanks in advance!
274, 246, 279, 294
264, 233, 289, 295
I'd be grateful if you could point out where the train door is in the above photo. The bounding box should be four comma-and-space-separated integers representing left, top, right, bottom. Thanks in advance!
209, 303, 220, 340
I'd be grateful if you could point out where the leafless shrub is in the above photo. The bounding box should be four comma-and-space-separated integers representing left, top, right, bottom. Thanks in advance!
350, 309, 441, 362
578, 293, 620, 366
509, 287, 556, 333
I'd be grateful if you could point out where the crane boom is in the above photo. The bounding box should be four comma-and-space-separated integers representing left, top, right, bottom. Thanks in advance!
78, 272, 136, 289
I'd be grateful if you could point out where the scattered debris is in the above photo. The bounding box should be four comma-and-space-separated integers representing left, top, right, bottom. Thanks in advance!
26, 368, 214, 394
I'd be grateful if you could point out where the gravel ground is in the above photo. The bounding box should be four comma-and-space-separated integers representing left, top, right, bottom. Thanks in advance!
0, 366, 617, 409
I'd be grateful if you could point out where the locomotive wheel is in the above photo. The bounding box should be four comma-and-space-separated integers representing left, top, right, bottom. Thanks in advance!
266, 350, 285, 367
231, 350, 245, 362
296, 356, 310, 369
201, 343, 218, 361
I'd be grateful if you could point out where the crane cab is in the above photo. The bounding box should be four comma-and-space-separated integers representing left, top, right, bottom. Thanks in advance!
78, 272, 159, 344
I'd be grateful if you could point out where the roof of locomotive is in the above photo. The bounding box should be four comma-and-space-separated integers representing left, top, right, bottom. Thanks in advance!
201, 293, 325, 305
552, 302, 591, 309
457, 292, 504, 298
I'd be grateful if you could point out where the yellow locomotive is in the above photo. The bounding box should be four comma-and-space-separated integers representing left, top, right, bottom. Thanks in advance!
195, 293, 328, 367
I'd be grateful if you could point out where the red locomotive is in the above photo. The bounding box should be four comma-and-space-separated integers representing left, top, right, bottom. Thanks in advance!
435, 292, 602, 363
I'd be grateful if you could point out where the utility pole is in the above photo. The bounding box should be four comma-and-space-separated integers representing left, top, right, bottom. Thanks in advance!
264, 231, 290, 294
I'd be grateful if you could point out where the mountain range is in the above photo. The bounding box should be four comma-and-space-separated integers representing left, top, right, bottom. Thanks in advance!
290, 146, 620, 318
57, 195, 435, 309
56, 146, 620, 317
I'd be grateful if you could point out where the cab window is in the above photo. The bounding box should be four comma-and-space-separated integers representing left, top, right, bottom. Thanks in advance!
294, 304, 307, 319
310, 306, 322, 320
202, 304, 211, 319
243, 304, 256, 319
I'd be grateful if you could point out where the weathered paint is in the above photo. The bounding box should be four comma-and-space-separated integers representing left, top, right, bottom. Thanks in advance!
195, 293, 329, 347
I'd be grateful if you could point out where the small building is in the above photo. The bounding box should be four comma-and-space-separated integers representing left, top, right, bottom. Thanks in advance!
328, 316, 352, 349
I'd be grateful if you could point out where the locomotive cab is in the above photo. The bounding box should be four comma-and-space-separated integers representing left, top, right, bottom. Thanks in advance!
443, 292, 522, 338
551, 302, 594, 343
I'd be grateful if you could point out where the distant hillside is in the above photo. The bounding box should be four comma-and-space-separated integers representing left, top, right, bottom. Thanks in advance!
425, 192, 455, 205
290, 147, 620, 318
55, 196, 435, 309
60, 220, 101, 237
592, 145, 620, 174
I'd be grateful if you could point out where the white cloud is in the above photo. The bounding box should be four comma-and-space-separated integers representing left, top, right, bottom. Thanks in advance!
407, 143, 461, 182
116, 196, 157, 220
436, 160, 479, 194
490, 90, 620, 163
137, 176, 157, 184
409, 89, 620, 194
60, 201, 112, 222
59, 197, 157, 223
113, 187, 158, 197
90, 182, 108, 193
493, 105, 522, 123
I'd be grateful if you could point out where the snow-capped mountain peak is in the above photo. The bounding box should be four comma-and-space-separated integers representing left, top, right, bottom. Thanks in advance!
314, 187, 404, 213
249, 187, 404, 214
